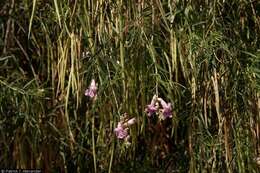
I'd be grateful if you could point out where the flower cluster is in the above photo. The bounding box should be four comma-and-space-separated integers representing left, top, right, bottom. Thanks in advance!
145, 95, 172, 120
114, 113, 136, 144
85, 79, 98, 100
84, 79, 172, 146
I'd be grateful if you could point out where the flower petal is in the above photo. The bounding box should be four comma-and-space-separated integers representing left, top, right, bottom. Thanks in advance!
126, 118, 136, 126
85, 79, 98, 99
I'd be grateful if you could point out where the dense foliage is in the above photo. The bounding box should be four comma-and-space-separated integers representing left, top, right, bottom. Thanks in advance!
0, 0, 259, 172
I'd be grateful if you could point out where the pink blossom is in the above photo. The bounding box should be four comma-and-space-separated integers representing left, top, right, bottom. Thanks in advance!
114, 123, 128, 139
85, 79, 97, 99
145, 95, 158, 116
114, 115, 136, 140
158, 98, 172, 119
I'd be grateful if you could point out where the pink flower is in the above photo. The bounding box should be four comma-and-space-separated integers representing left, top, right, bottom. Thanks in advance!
114, 123, 128, 139
158, 98, 172, 119
85, 79, 97, 99
145, 95, 158, 116
114, 115, 136, 140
